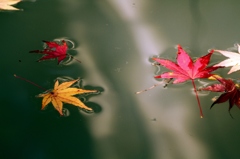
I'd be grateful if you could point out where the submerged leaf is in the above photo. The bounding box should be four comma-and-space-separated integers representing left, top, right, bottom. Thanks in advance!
200, 76, 240, 117
30, 40, 81, 64
30, 40, 68, 64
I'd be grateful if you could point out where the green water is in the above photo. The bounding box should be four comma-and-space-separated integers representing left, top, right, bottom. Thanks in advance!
1, 0, 240, 159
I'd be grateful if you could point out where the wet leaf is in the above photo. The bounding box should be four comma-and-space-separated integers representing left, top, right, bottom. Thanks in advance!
199, 76, 240, 118
214, 44, 240, 74
38, 79, 98, 115
0, 0, 21, 10
30, 40, 81, 64
153, 45, 221, 118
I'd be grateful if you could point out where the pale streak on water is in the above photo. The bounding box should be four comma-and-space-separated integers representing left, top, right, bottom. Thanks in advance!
104, 0, 208, 159
61, 0, 208, 159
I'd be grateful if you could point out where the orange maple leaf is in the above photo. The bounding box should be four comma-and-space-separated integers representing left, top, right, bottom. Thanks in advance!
38, 79, 97, 115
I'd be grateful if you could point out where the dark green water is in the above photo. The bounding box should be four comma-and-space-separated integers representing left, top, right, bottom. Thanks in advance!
1, 0, 240, 159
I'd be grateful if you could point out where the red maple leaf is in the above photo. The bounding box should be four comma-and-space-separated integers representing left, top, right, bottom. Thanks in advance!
199, 77, 240, 118
153, 45, 221, 118
30, 40, 80, 64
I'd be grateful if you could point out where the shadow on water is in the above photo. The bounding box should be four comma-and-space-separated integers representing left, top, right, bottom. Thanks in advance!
0, 0, 95, 159
61, 1, 154, 159
3, 0, 240, 159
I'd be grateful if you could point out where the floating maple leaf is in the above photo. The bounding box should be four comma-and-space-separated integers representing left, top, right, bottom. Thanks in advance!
199, 76, 240, 118
153, 45, 221, 118
30, 40, 81, 64
214, 44, 240, 74
14, 74, 98, 116
38, 79, 98, 115
0, 0, 21, 10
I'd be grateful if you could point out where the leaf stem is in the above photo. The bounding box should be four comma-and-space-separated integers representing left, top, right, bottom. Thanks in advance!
191, 79, 204, 118
135, 83, 162, 94
14, 74, 46, 91
68, 54, 81, 63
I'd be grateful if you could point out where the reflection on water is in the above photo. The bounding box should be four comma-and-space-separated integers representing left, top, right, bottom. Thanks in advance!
2, 0, 240, 159
62, 1, 207, 159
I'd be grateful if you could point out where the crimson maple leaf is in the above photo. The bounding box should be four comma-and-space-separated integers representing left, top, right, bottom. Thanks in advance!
153, 45, 221, 118
199, 77, 240, 118
30, 40, 80, 64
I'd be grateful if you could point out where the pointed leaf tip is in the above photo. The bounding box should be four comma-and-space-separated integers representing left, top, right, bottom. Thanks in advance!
152, 57, 157, 61
229, 111, 234, 119
210, 103, 215, 109
177, 44, 182, 49
209, 49, 214, 54
154, 75, 161, 78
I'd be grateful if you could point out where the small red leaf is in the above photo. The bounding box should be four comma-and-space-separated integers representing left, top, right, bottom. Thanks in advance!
30, 40, 68, 64
201, 77, 240, 117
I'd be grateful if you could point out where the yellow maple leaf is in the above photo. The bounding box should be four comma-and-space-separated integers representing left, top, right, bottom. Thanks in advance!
0, 0, 21, 10
37, 79, 98, 115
